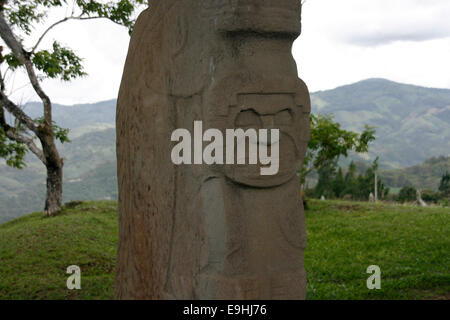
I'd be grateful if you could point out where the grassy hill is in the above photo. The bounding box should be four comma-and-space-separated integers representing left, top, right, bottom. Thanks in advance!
0, 201, 117, 299
0, 200, 448, 300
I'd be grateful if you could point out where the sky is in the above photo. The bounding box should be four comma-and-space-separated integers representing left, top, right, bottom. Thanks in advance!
3, 0, 450, 105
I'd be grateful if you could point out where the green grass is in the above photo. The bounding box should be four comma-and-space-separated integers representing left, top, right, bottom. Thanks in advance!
0, 200, 448, 300
305, 200, 450, 300
0, 201, 117, 299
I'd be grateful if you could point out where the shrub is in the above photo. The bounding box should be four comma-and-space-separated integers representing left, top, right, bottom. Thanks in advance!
398, 186, 417, 203
421, 190, 439, 203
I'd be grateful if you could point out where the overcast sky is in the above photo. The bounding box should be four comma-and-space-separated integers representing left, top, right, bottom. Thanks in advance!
4, 0, 450, 105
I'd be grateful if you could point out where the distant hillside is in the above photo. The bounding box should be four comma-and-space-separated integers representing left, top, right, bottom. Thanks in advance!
307, 156, 450, 194
22, 99, 116, 133
0, 129, 117, 223
2, 78, 450, 222
312, 78, 450, 168
20, 78, 450, 168
380, 156, 450, 191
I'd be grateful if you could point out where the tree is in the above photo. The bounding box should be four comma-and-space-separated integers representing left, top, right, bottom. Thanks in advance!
0, 0, 144, 216
398, 186, 416, 203
372, 156, 378, 201
323, 159, 389, 201
344, 161, 357, 185
300, 113, 376, 183
314, 159, 337, 199
421, 189, 439, 203
438, 171, 450, 197
340, 161, 358, 198
355, 173, 368, 200
353, 159, 389, 201
332, 166, 345, 198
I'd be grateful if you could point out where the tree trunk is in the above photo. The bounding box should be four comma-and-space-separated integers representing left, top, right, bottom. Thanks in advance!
41, 132, 63, 217
0, 11, 64, 218
374, 171, 378, 202
44, 161, 63, 217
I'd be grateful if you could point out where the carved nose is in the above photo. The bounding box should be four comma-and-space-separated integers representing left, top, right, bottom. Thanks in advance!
261, 115, 274, 128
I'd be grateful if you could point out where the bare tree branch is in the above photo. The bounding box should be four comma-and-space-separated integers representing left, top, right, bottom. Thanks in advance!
0, 77, 45, 164
0, 12, 52, 126
75, 15, 125, 27
3, 126, 46, 164
31, 16, 71, 53
32, 13, 125, 53
0, 91, 40, 133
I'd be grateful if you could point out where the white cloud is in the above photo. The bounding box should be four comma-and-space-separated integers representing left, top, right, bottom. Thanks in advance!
3, 6, 138, 106
294, 0, 450, 92
334, 0, 450, 46
2, 1, 450, 105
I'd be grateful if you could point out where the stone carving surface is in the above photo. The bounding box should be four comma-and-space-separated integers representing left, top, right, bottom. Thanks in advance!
115, 0, 310, 299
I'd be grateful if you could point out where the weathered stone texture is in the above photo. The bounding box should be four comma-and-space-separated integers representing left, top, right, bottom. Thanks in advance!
116, 0, 311, 299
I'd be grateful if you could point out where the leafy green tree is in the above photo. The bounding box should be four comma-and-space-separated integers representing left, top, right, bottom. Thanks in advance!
341, 161, 358, 198
332, 166, 345, 198
330, 158, 389, 201
438, 171, 450, 197
398, 186, 417, 203
421, 190, 439, 203
0, 0, 144, 216
379, 181, 389, 199
344, 161, 357, 183
365, 157, 387, 200
356, 159, 389, 201
314, 159, 337, 199
355, 173, 368, 200
300, 113, 376, 183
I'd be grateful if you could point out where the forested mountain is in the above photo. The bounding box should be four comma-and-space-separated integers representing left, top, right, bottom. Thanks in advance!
311, 78, 450, 167
1, 79, 449, 222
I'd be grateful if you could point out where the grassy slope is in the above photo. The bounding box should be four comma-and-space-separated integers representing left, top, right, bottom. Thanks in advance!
0, 200, 448, 300
0, 201, 117, 299
306, 200, 449, 299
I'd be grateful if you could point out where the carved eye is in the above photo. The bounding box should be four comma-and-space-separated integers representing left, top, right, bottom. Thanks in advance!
235, 110, 262, 128
275, 109, 293, 125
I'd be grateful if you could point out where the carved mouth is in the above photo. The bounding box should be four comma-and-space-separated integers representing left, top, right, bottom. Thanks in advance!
224, 133, 300, 188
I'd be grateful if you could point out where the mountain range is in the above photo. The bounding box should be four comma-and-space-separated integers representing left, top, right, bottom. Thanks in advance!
312, 78, 450, 167
1, 78, 449, 222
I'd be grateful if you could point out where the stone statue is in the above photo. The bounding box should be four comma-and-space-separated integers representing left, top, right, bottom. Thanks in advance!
416, 189, 427, 207
115, 0, 311, 300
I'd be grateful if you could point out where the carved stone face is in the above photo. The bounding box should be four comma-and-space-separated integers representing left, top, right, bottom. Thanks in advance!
204, 73, 310, 188
223, 93, 304, 187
